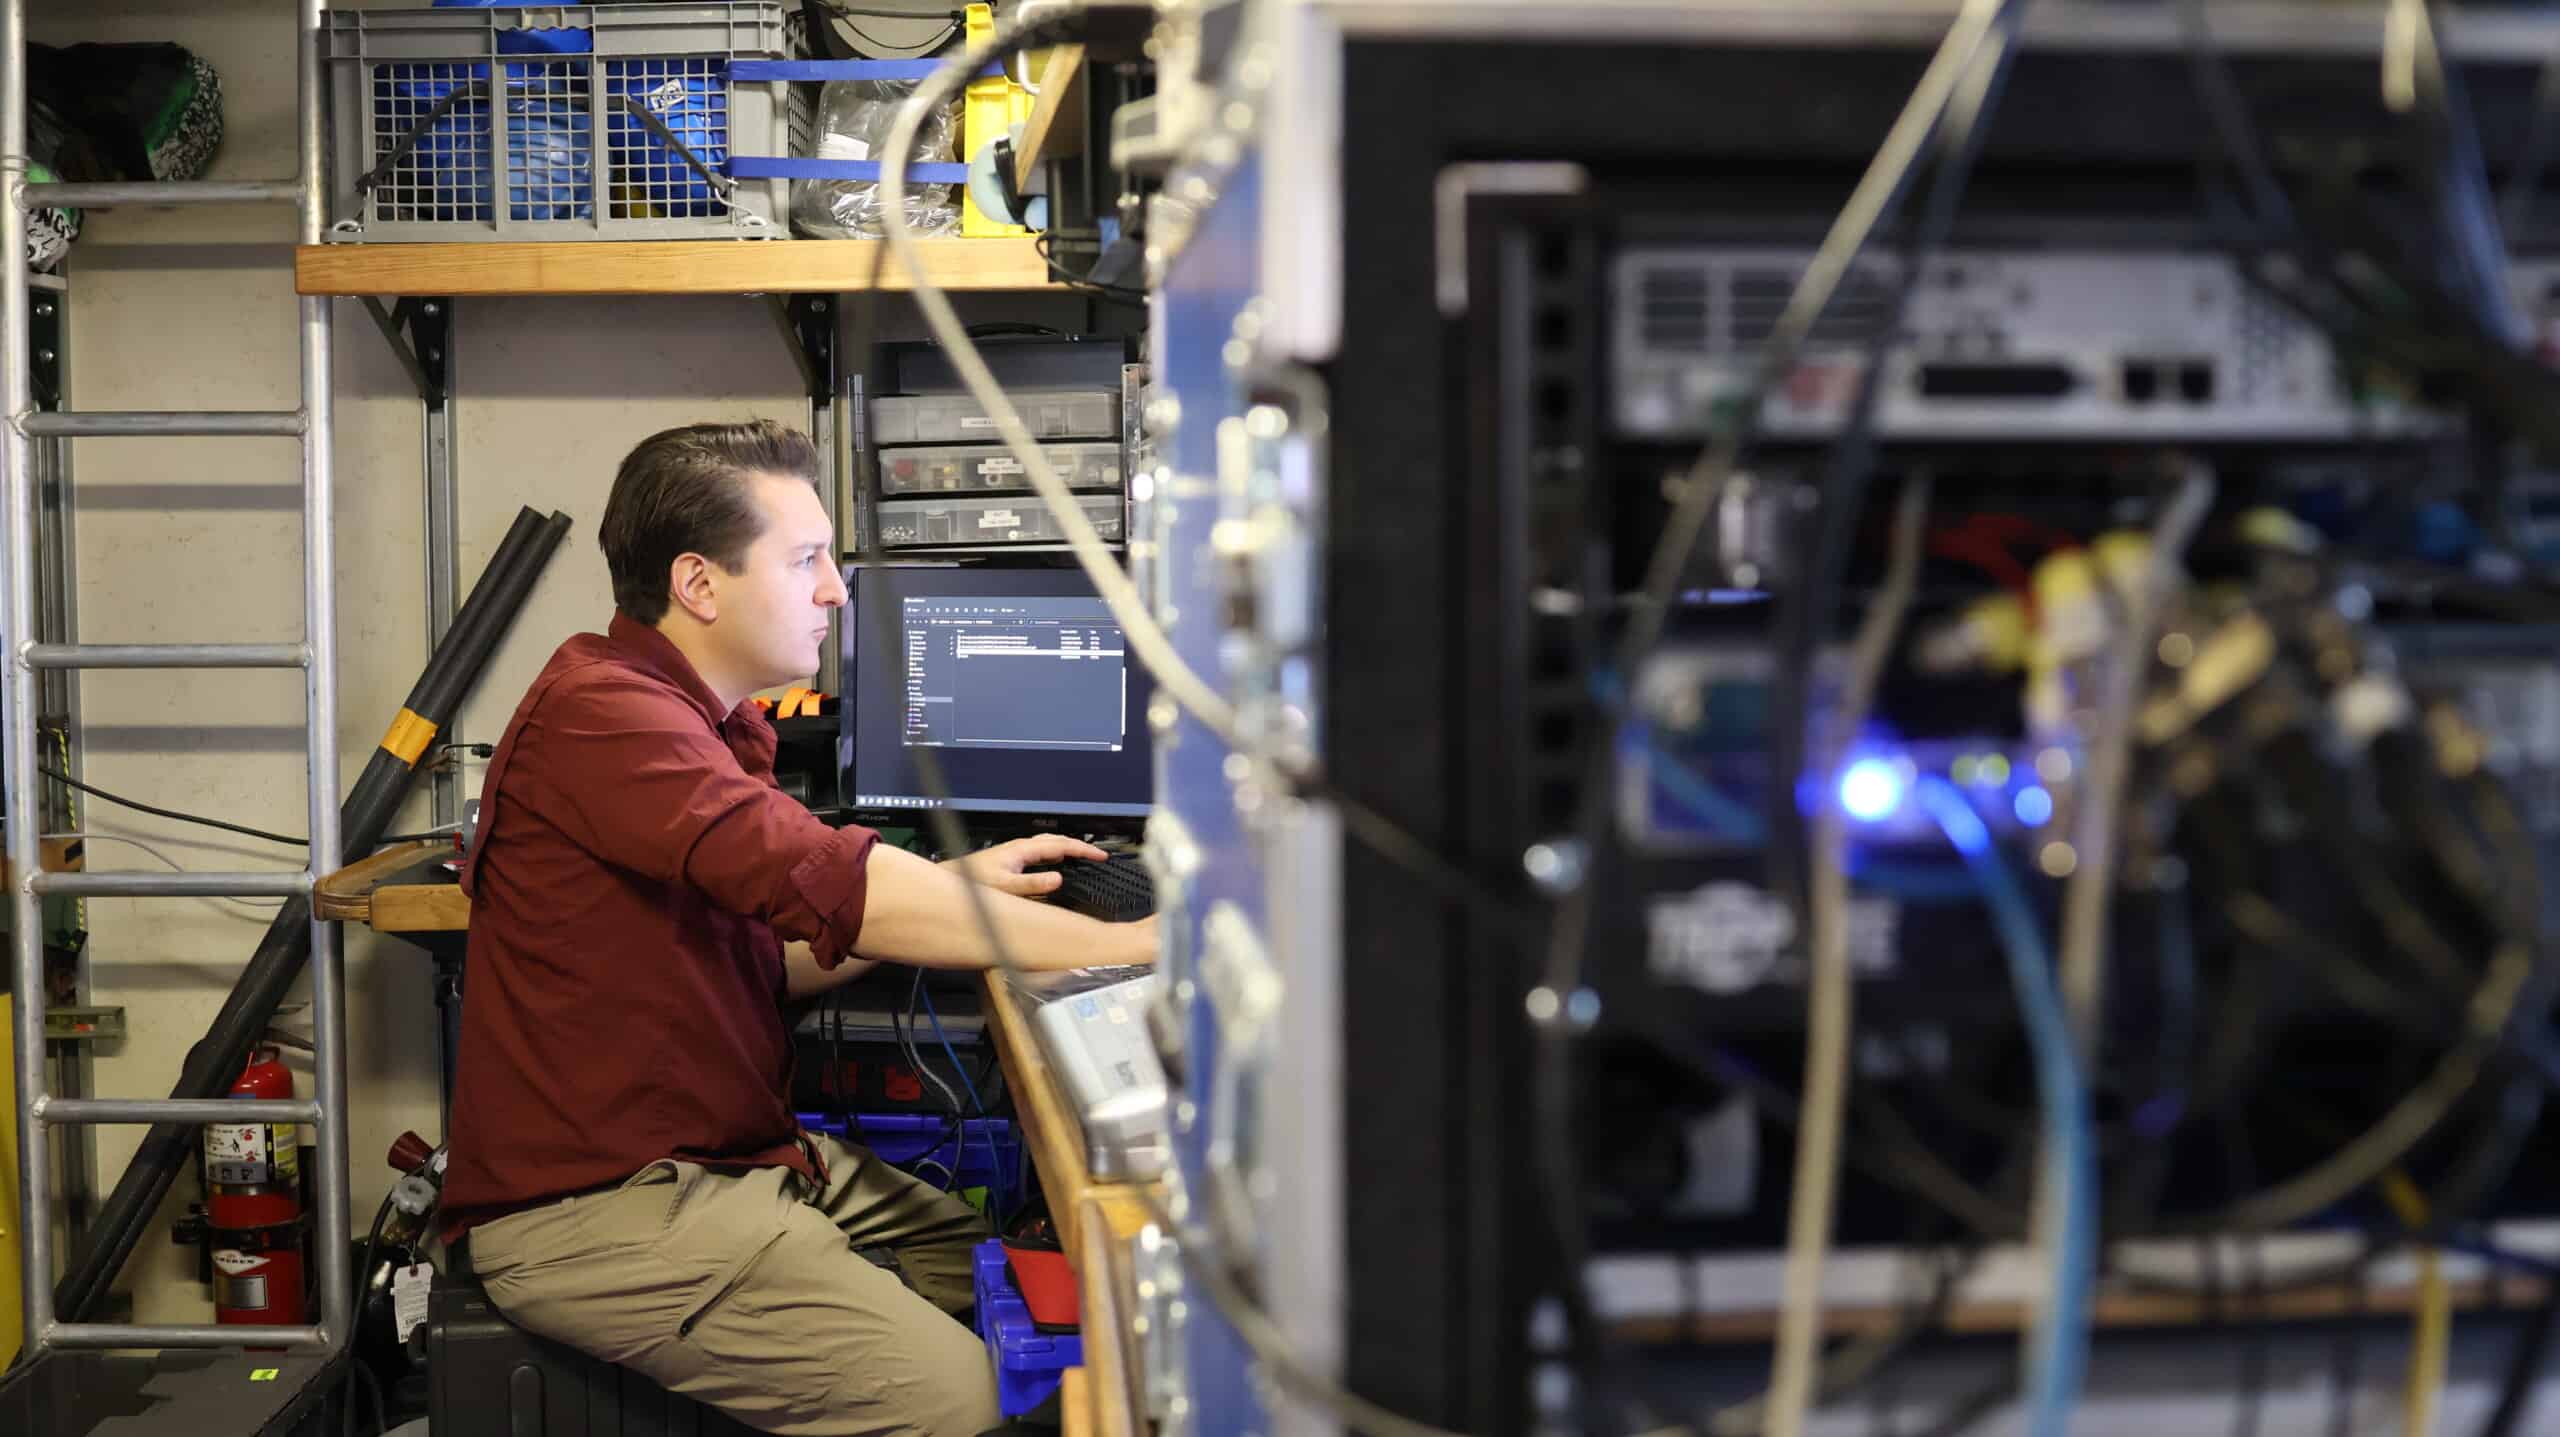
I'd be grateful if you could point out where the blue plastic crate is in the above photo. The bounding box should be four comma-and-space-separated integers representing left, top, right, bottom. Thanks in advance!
971, 1239, 1081, 1418
799, 1111, 1025, 1218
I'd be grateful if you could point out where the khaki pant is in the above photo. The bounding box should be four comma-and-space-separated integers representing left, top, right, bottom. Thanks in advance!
471, 1133, 1001, 1437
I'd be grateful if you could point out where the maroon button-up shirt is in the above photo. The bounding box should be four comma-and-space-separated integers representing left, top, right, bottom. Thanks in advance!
441, 614, 880, 1239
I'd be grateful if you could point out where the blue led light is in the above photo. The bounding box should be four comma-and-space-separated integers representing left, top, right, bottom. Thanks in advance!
2014, 785, 2055, 826
1838, 758, 1906, 823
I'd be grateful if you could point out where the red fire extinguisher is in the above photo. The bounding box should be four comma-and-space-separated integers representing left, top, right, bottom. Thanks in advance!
203, 1045, 306, 1327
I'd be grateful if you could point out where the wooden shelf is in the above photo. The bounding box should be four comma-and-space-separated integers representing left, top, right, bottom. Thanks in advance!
1014, 45, 1090, 192
295, 237, 1062, 297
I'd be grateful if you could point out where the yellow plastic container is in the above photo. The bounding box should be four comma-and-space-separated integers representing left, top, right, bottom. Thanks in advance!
961, 3, 1033, 237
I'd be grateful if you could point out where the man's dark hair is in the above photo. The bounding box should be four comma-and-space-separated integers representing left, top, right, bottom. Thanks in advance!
600, 420, 821, 623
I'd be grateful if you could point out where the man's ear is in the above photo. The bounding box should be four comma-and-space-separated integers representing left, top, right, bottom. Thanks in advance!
668, 552, 720, 624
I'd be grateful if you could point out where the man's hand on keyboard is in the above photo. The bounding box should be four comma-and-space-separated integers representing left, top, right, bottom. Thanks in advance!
939, 834, 1109, 897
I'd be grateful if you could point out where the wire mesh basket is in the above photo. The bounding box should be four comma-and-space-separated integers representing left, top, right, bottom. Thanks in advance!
323, 4, 797, 241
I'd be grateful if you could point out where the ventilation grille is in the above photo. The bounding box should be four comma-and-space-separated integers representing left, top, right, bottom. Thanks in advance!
1628, 255, 1898, 356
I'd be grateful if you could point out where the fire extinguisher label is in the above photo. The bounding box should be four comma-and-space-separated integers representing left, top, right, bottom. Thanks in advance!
206, 1124, 299, 1186
205, 1124, 268, 1164
211, 1250, 269, 1311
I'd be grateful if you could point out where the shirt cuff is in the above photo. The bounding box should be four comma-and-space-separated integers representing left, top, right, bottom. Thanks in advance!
788, 824, 881, 969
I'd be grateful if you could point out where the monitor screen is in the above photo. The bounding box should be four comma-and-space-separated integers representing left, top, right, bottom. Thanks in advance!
841, 565, 1153, 820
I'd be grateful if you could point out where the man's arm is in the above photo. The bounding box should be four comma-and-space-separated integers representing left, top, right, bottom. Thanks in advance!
856, 842, 1155, 971
783, 941, 878, 1000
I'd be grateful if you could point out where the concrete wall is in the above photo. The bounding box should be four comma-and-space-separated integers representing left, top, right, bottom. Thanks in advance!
28, 0, 1085, 1323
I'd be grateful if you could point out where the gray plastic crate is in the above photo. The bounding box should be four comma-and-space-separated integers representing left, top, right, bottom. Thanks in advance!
879, 494, 1126, 549
870, 390, 1121, 445
879, 441, 1123, 496
324, 3, 794, 241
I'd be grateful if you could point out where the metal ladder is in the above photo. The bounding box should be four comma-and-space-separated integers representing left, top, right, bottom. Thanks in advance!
0, 0, 350, 1355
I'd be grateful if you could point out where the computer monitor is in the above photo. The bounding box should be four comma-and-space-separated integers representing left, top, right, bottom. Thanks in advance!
841, 565, 1153, 821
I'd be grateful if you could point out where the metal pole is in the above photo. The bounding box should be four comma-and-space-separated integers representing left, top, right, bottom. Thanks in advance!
40, 1098, 321, 1126
24, 643, 310, 670
35, 871, 312, 900
300, 0, 353, 1354
49, 1321, 330, 1352
818, 295, 846, 697
32, 275, 95, 1251
424, 305, 461, 829
23, 410, 305, 438
24, 180, 303, 209
2, 0, 57, 1359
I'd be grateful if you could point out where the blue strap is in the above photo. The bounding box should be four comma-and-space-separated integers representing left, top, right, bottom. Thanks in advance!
730, 59, 1002, 83
729, 156, 971, 184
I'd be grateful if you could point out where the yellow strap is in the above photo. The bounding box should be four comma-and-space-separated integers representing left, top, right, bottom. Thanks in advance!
379, 708, 439, 766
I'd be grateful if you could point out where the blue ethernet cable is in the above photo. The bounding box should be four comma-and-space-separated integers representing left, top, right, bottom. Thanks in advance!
1915, 776, 2095, 1437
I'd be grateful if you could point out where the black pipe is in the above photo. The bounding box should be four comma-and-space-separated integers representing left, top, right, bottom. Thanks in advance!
53, 507, 573, 1322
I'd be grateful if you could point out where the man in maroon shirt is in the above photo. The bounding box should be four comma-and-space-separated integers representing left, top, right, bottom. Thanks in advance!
445, 420, 1154, 1436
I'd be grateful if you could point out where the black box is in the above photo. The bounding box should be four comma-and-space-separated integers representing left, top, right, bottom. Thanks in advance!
429, 1275, 758, 1436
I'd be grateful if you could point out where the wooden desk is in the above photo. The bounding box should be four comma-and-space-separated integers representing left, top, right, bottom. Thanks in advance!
976, 970, 1159, 1269
1075, 1194, 1146, 1437
978, 971, 1158, 1435
316, 840, 469, 933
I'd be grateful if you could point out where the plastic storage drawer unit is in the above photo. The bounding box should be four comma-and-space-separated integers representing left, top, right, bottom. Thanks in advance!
971, 1239, 1081, 1418
870, 390, 1120, 445
798, 1111, 1027, 1217
878, 494, 1124, 549
878, 440, 1123, 496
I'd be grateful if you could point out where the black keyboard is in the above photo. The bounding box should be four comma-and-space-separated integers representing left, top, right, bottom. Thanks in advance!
1026, 850, 1155, 922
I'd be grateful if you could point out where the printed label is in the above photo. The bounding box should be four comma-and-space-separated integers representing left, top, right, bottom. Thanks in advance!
1646, 881, 1899, 994
978, 509, 1022, 530
213, 1251, 269, 1311
205, 1124, 267, 1164
959, 416, 998, 429
393, 1263, 435, 1344
978, 456, 1025, 476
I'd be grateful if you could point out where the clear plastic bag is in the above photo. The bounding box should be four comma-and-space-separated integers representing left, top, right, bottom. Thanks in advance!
791, 76, 962, 239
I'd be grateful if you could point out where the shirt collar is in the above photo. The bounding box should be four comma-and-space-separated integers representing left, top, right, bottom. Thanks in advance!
605, 611, 749, 732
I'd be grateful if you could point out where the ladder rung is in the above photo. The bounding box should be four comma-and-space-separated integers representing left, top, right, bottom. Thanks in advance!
46, 1322, 331, 1353
23, 410, 306, 438
40, 1097, 321, 1125
22, 179, 303, 210
33, 870, 312, 899
25, 642, 310, 670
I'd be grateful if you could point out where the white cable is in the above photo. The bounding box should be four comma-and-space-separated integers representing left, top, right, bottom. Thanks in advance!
44, 830, 289, 914
876, 17, 1243, 753
1765, 479, 1932, 1437
2033, 468, 2214, 1355
2054, 467, 2216, 1061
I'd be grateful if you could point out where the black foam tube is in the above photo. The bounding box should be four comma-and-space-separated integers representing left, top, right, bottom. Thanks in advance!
53, 507, 573, 1322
